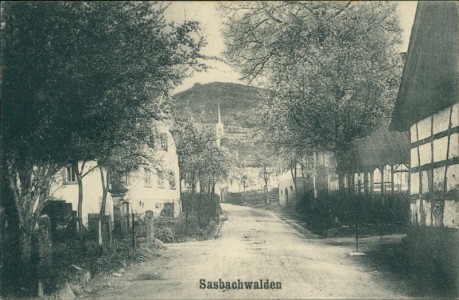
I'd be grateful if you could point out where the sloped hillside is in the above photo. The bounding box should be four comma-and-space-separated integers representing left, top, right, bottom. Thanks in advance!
172, 82, 265, 127
172, 81, 282, 168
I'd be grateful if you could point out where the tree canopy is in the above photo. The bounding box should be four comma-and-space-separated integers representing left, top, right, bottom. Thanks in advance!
173, 119, 230, 188
220, 2, 403, 172
3, 2, 207, 166
1, 2, 208, 293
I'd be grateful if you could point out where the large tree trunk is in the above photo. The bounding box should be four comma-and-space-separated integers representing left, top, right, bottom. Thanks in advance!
98, 166, 110, 247
4, 160, 57, 296
18, 229, 35, 296
7, 198, 38, 296
72, 160, 85, 239
99, 166, 109, 217
1, 199, 21, 296
76, 174, 84, 238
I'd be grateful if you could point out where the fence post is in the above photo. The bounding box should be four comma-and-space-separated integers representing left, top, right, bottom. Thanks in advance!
145, 210, 154, 245
355, 223, 359, 252
98, 217, 102, 246
125, 202, 131, 232
101, 215, 111, 248
131, 213, 136, 248
108, 214, 113, 248
113, 196, 123, 239
88, 213, 99, 240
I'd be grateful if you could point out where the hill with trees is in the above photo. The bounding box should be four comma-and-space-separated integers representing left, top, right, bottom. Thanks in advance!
172, 82, 265, 128
172, 82, 283, 188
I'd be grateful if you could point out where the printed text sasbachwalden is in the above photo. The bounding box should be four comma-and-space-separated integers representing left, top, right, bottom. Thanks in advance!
199, 279, 282, 290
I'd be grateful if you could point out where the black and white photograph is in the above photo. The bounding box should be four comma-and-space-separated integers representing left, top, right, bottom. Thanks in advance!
1, 1, 458, 299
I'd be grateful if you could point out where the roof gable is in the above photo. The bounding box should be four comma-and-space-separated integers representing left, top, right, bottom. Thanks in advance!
390, 2, 459, 131
351, 131, 410, 171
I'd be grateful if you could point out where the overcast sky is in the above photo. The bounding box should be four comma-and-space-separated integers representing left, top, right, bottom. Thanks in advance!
166, 1, 418, 94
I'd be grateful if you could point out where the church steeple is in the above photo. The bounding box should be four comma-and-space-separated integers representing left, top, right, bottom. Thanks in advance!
217, 101, 221, 123
216, 100, 224, 147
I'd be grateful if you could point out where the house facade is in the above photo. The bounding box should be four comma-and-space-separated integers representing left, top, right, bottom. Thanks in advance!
408, 104, 459, 227
390, 1, 459, 289
278, 152, 335, 207
50, 161, 112, 225
49, 122, 181, 225
123, 123, 181, 218
390, 1, 459, 229
278, 169, 308, 207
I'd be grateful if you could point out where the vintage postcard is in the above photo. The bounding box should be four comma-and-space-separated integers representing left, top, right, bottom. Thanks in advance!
1, 1, 458, 299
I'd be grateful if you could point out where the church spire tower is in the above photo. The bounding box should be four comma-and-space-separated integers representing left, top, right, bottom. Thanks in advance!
216, 100, 224, 147
217, 100, 221, 123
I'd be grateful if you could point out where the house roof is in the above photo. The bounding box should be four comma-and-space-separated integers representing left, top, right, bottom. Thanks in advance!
351, 131, 410, 171
390, 1, 459, 131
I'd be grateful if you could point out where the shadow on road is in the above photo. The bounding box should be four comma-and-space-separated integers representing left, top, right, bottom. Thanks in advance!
358, 241, 458, 299
239, 200, 458, 299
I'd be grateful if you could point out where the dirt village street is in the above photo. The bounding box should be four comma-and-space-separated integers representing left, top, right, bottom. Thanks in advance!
84, 204, 412, 299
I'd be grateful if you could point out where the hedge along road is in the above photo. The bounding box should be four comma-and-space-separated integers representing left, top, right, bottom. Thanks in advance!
85, 203, 410, 299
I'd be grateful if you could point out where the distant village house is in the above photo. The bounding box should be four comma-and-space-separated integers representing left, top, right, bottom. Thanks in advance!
49, 121, 181, 227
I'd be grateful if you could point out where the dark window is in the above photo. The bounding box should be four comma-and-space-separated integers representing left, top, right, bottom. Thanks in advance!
157, 171, 165, 188
65, 166, 77, 184
160, 133, 168, 151
168, 171, 176, 190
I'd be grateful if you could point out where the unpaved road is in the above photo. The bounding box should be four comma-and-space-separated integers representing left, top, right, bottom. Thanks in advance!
85, 204, 410, 299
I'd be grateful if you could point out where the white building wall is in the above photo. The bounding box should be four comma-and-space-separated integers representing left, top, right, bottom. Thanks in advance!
124, 124, 181, 218
49, 123, 181, 222
410, 102, 459, 228
278, 170, 308, 207
50, 161, 113, 226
